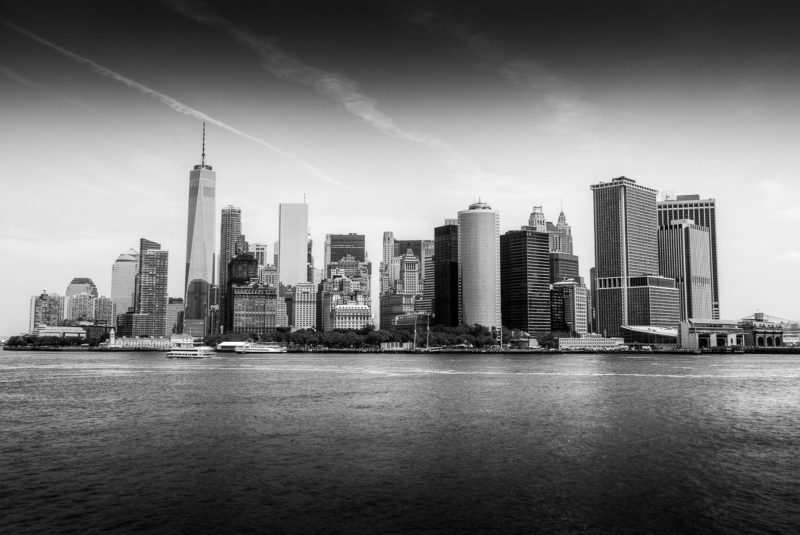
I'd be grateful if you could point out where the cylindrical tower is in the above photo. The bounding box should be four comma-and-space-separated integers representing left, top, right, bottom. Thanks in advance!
457, 201, 501, 330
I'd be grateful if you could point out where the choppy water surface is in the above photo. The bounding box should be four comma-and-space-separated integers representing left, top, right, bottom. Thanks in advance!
1, 352, 799, 533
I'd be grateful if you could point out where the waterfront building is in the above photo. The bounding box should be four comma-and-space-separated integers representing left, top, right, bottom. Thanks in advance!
94, 296, 116, 325
184, 124, 216, 336
739, 312, 785, 348
292, 282, 317, 330
166, 297, 184, 334
28, 290, 65, 333
31, 325, 86, 339
116, 313, 156, 337
318, 274, 370, 331
678, 319, 744, 349
658, 194, 719, 319
379, 293, 417, 329
458, 201, 501, 330
433, 220, 459, 326
230, 283, 277, 336
135, 238, 169, 337
325, 233, 366, 265
558, 335, 625, 351
550, 280, 589, 336
278, 203, 309, 291
658, 219, 713, 321
500, 227, 550, 335
591, 176, 679, 336
331, 303, 372, 330
111, 249, 139, 320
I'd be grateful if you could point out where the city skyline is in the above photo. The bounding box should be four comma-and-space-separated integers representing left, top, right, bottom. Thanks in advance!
3, 1, 800, 335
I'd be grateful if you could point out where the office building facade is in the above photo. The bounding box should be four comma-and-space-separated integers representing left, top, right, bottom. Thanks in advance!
278, 203, 309, 290
184, 127, 216, 336
658, 219, 713, 321
434, 220, 459, 326
500, 228, 551, 335
111, 249, 138, 320
658, 195, 719, 319
458, 201, 501, 330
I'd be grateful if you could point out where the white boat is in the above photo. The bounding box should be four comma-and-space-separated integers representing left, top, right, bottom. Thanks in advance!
166, 336, 215, 358
234, 342, 287, 354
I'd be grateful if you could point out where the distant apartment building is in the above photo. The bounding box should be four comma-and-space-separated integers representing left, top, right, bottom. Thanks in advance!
29, 290, 65, 333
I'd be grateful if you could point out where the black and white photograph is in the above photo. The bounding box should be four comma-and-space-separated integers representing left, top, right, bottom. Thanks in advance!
2, 0, 799, 532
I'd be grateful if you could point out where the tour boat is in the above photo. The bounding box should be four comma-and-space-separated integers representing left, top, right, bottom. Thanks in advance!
166, 338, 215, 358
234, 342, 287, 354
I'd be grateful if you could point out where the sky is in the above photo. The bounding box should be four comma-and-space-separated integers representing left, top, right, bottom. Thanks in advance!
2, 0, 800, 336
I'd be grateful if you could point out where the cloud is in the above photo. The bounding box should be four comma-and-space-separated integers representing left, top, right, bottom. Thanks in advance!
165, 0, 470, 167
404, 6, 598, 137
2, 20, 342, 187
777, 250, 800, 261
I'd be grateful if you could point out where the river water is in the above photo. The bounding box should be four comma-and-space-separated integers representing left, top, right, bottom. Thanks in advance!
1, 351, 798, 533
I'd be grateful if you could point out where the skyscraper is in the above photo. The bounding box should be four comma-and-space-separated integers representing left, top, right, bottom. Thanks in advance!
135, 238, 169, 337
434, 219, 459, 326
550, 280, 589, 336
278, 203, 308, 291
64, 277, 98, 321
184, 124, 216, 336
500, 227, 551, 335
458, 201, 501, 330
658, 195, 719, 319
325, 233, 366, 266
111, 249, 138, 320
591, 177, 679, 336
251, 243, 268, 267
658, 219, 713, 321
29, 290, 65, 333
219, 205, 242, 296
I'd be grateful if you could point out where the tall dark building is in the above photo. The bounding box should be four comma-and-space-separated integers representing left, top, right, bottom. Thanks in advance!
224, 252, 259, 333
658, 195, 719, 319
500, 228, 551, 335
549, 252, 580, 283
433, 220, 458, 326
134, 238, 168, 337
658, 219, 713, 321
325, 233, 366, 265
591, 176, 679, 336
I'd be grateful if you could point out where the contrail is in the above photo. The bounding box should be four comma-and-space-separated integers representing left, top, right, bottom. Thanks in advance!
166, 0, 469, 167
2, 20, 343, 187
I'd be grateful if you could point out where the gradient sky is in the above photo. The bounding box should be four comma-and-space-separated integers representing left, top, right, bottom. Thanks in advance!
2, 0, 800, 336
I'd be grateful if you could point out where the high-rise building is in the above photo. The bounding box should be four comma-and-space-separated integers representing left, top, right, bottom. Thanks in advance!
251, 243, 268, 267
111, 249, 138, 320
29, 290, 65, 333
166, 297, 184, 334
293, 282, 317, 330
458, 201, 501, 330
591, 176, 679, 336
64, 278, 98, 321
184, 124, 216, 336
68, 293, 95, 322
550, 210, 573, 254
550, 280, 589, 336
135, 238, 169, 337
658, 195, 719, 319
230, 284, 277, 337
66, 278, 98, 299
500, 228, 551, 335
550, 252, 580, 284
94, 296, 116, 325
658, 219, 713, 321
434, 219, 459, 327
219, 205, 242, 298
278, 203, 309, 291
325, 233, 366, 266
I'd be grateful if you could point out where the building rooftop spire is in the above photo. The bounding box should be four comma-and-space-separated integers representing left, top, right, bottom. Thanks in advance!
201, 122, 206, 167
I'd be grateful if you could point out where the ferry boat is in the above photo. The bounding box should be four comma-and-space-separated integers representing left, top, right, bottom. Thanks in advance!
234, 342, 287, 354
166, 336, 215, 358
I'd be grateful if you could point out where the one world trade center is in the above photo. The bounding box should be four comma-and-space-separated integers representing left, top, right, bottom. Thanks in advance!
184, 124, 216, 336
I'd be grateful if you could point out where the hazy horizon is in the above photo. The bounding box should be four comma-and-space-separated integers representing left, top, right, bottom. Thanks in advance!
3, 0, 800, 335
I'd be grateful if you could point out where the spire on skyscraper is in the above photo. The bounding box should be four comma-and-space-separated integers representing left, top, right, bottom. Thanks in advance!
201, 122, 206, 167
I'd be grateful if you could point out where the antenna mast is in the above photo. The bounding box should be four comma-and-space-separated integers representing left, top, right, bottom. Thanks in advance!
201, 122, 206, 167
